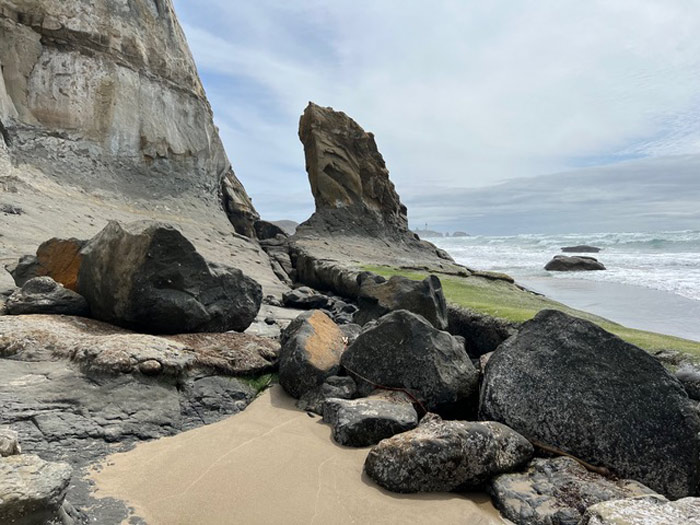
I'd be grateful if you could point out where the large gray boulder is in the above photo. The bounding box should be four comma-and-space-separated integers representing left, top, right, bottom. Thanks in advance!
341, 310, 478, 413
489, 457, 656, 525
354, 273, 448, 330
296, 375, 357, 415
78, 221, 262, 334
279, 310, 347, 398
364, 413, 533, 493
322, 392, 418, 447
0, 454, 72, 525
6, 276, 89, 316
545, 255, 606, 271
580, 495, 700, 525
480, 309, 700, 498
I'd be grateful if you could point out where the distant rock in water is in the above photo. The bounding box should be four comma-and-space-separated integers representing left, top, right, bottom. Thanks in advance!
545, 255, 606, 271
561, 245, 601, 253
452, 231, 470, 237
413, 229, 444, 238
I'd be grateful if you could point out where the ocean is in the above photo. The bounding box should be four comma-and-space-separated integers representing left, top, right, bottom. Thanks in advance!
426, 230, 700, 342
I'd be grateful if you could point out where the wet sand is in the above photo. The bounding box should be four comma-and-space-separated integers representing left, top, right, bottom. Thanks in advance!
91, 386, 507, 525
518, 276, 700, 342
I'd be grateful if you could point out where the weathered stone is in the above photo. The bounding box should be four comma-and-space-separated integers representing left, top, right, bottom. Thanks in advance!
341, 310, 478, 413
544, 255, 606, 271
35, 237, 86, 291
580, 495, 700, 525
354, 273, 448, 330
138, 359, 163, 376
0, 428, 20, 457
0, 454, 72, 525
364, 414, 533, 493
489, 457, 656, 525
6, 276, 89, 316
561, 245, 601, 253
254, 220, 288, 240
677, 364, 700, 400
480, 309, 700, 498
279, 310, 347, 398
78, 221, 262, 334
296, 375, 357, 415
447, 304, 517, 357
323, 392, 418, 447
282, 286, 330, 309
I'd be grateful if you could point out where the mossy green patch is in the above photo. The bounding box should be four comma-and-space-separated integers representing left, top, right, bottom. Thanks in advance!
363, 265, 700, 359
241, 373, 277, 394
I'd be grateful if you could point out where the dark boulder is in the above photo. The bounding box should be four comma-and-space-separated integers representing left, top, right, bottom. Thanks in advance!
489, 457, 656, 525
254, 220, 288, 240
282, 286, 330, 309
364, 413, 533, 493
480, 309, 700, 499
322, 392, 418, 447
341, 310, 478, 413
0, 454, 72, 525
296, 375, 357, 415
78, 221, 262, 334
279, 310, 347, 398
446, 304, 517, 358
676, 365, 700, 401
545, 255, 606, 271
561, 245, 601, 253
6, 276, 89, 316
354, 273, 448, 330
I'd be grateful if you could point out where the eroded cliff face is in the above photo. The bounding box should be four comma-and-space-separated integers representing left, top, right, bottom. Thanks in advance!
0, 0, 256, 234
0, 0, 282, 293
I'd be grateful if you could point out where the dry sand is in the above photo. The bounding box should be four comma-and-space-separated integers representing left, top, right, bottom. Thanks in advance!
91, 386, 507, 525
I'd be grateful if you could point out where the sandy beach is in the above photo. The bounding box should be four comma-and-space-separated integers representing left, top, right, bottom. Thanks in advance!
518, 276, 700, 342
90, 386, 506, 525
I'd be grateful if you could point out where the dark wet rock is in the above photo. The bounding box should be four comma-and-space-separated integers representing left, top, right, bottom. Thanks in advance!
78, 220, 262, 334
341, 310, 478, 413
290, 249, 363, 299
0, 429, 21, 457
364, 413, 533, 493
354, 273, 448, 330
580, 495, 700, 525
446, 304, 517, 357
0, 454, 72, 525
561, 245, 601, 253
279, 310, 347, 398
6, 276, 89, 316
6, 238, 86, 291
323, 392, 418, 447
296, 375, 357, 415
676, 364, 700, 401
489, 457, 656, 525
282, 286, 331, 309
480, 309, 700, 499
254, 220, 288, 240
545, 255, 606, 271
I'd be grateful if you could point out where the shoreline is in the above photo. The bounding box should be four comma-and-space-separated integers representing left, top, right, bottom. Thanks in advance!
91, 386, 506, 525
516, 275, 700, 343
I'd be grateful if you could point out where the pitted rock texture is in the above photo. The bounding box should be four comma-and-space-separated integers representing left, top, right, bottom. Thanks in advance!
278, 310, 347, 398
480, 309, 700, 499
489, 457, 657, 525
341, 310, 478, 413
78, 220, 262, 334
580, 495, 700, 525
364, 414, 533, 493
6, 276, 89, 316
0, 454, 72, 525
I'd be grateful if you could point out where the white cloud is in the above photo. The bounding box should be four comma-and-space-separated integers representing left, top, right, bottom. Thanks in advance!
173, 0, 700, 223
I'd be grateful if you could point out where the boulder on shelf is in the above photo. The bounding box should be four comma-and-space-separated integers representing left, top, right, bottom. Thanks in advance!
446, 304, 517, 358
5, 237, 86, 291
489, 457, 657, 525
282, 286, 330, 309
341, 310, 478, 413
545, 255, 606, 271
364, 413, 533, 493
354, 273, 448, 330
580, 495, 700, 525
6, 276, 89, 316
323, 391, 418, 447
78, 221, 262, 334
561, 245, 601, 253
254, 220, 288, 240
279, 310, 347, 398
0, 454, 72, 525
480, 309, 700, 499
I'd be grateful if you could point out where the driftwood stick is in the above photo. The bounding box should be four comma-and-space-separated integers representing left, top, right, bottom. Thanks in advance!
530, 438, 613, 477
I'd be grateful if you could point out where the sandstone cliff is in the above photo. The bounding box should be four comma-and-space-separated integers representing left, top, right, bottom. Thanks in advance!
0, 0, 282, 293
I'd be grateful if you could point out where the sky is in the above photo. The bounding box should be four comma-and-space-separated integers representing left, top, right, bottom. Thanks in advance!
173, 0, 700, 234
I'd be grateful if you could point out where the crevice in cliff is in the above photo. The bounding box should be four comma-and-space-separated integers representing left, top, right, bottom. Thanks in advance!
0, 118, 11, 146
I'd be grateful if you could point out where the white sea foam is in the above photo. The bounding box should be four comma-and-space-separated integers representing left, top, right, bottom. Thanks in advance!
428, 230, 700, 302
